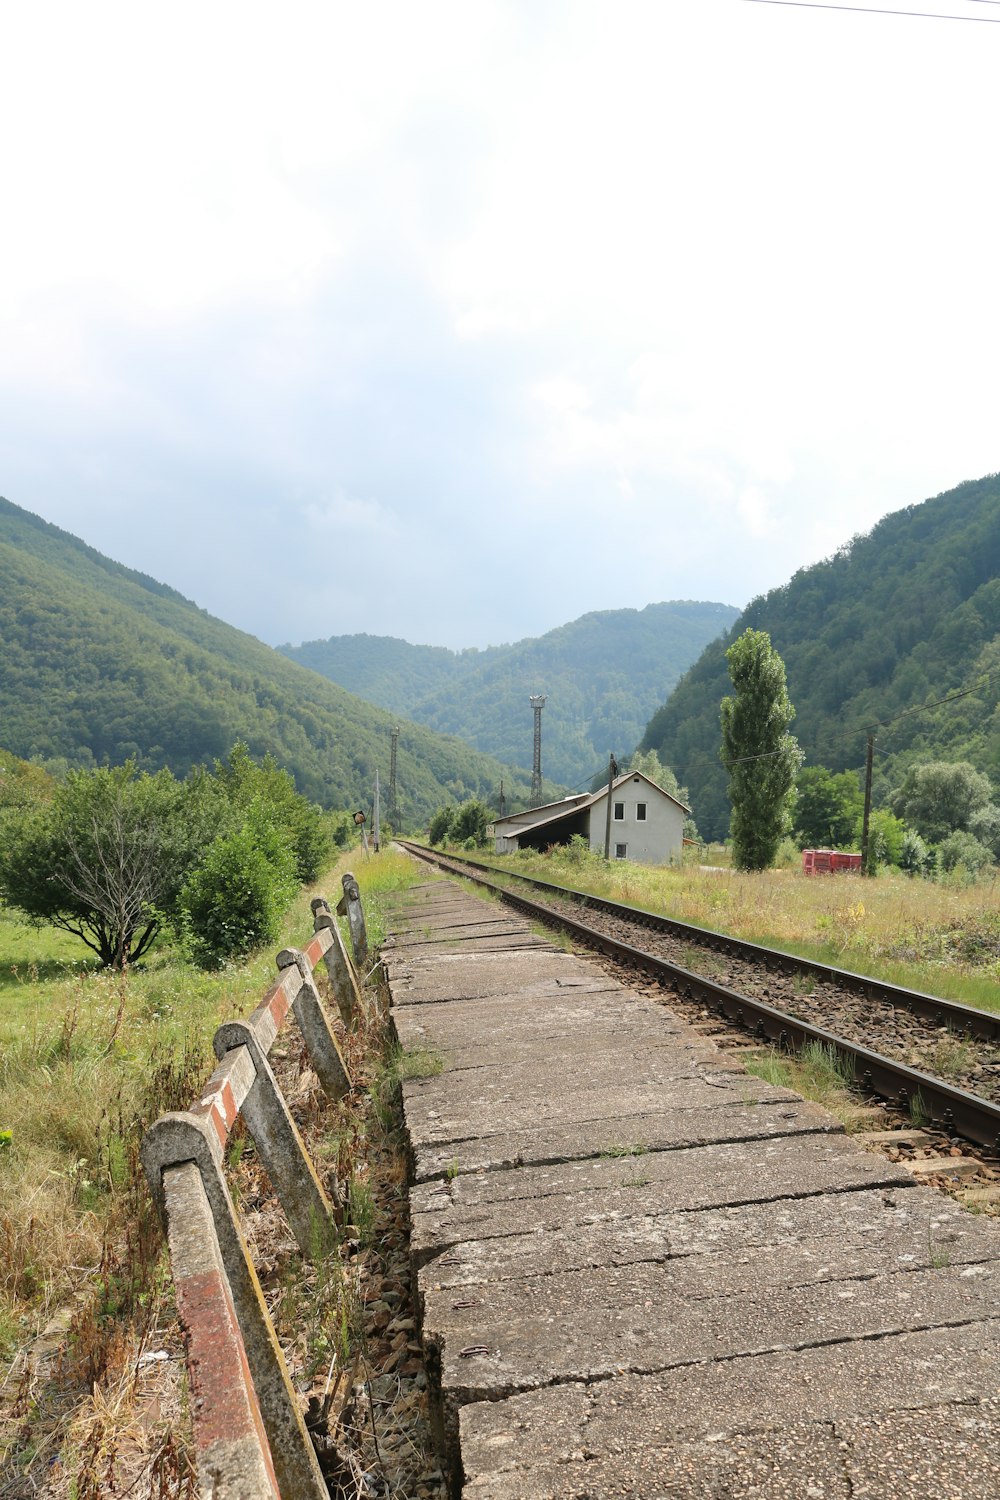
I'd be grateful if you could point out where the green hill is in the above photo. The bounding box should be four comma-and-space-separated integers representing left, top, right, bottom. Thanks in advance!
280, 601, 739, 790
639, 474, 1000, 840
0, 497, 549, 823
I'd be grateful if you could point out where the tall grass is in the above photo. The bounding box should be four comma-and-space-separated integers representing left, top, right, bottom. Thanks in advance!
473, 846, 1000, 1012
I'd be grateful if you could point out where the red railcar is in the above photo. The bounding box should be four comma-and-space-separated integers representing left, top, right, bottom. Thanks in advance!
802, 848, 862, 875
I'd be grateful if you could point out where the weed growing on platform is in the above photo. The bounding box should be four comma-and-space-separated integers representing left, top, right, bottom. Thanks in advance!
743, 1042, 878, 1132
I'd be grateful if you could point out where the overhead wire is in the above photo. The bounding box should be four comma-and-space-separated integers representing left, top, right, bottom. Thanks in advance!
745, 0, 1000, 21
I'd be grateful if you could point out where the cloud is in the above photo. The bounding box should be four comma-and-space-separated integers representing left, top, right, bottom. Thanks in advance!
0, 2, 997, 654
303, 492, 400, 540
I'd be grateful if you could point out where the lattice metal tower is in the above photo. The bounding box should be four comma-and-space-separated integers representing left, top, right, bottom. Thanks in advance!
529, 695, 546, 806
389, 725, 399, 829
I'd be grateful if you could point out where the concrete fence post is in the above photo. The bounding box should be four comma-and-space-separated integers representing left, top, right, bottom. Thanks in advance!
276, 946, 352, 1100
212, 1020, 339, 1255
142, 1096, 328, 1500
162, 1160, 281, 1500
310, 897, 362, 1026
338, 871, 369, 971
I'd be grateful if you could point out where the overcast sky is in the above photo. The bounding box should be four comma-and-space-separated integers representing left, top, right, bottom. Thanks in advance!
1, 1, 997, 650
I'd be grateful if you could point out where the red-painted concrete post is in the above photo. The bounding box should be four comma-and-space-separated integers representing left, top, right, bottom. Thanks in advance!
163, 1160, 281, 1500
212, 1022, 339, 1256
142, 1085, 328, 1499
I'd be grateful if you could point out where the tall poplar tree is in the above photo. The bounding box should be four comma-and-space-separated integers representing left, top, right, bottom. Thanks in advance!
720, 629, 802, 871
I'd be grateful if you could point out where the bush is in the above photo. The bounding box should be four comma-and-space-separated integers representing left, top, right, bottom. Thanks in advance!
179, 811, 299, 968
451, 799, 492, 848
899, 829, 931, 877
937, 830, 995, 878
428, 806, 455, 846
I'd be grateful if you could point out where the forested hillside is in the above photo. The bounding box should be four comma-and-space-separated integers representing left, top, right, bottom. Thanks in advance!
0, 497, 547, 822
281, 601, 739, 789
640, 474, 1000, 840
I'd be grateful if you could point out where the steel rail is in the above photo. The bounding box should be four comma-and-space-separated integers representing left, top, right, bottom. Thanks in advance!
399, 841, 1000, 1156
399, 842, 1000, 1043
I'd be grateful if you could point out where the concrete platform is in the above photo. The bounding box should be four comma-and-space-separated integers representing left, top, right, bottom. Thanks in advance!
383, 876, 1000, 1499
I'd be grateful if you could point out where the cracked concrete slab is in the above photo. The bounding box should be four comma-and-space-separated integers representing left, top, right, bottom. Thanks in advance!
424, 1257, 1000, 1421
411, 1099, 840, 1184
421, 1185, 998, 1288
384, 950, 595, 1005
410, 1134, 913, 1261
404, 1071, 801, 1155
459, 1324, 1000, 1484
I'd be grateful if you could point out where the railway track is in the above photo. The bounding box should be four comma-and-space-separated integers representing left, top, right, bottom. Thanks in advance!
397, 840, 1000, 1157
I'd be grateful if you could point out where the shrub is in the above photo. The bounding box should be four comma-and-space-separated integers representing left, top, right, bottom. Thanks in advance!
451, 799, 492, 848
937, 830, 994, 878
179, 811, 298, 968
428, 807, 455, 846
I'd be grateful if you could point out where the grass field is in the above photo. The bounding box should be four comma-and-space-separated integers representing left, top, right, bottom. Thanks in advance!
467, 845, 1000, 1012
0, 845, 428, 1493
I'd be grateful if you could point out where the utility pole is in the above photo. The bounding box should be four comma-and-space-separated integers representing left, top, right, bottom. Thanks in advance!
499, 779, 506, 817
529, 695, 546, 806
389, 725, 399, 830
860, 734, 875, 876
373, 769, 381, 853
603, 752, 618, 860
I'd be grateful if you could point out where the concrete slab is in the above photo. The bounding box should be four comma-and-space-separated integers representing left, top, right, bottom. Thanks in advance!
387, 918, 538, 945
388, 931, 552, 954
424, 1258, 1000, 1419
462, 1423, 853, 1499
403, 1071, 801, 1155
458, 1320, 1000, 1474
394, 1004, 692, 1071
422, 1184, 1000, 1289
384, 950, 595, 1005
410, 1133, 913, 1261
411, 1098, 841, 1184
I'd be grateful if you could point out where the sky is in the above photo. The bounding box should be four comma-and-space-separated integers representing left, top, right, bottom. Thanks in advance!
1, 0, 997, 651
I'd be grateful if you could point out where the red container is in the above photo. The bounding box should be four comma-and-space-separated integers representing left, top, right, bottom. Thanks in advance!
802, 849, 861, 875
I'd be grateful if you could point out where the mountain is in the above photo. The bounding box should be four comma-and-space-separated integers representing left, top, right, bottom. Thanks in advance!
279, 601, 739, 790
0, 497, 550, 823
639, 474, 1000, 840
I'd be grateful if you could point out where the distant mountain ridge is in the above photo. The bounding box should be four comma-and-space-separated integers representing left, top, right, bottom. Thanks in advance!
279, 601, 740, 790
0, 496, 551, 822
639, 473, 1000, 840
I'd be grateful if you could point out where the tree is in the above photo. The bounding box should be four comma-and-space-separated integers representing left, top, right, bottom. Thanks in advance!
865, 808, 907, 869
451, 799, 492, 847
889, 761, 1000, 850
793, 766, 863, 849
720, 629, 802, 871
0, 764, 212, 967
428, 806, 455, 846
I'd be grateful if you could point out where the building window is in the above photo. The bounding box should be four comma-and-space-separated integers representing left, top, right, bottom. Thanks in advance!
636, 802, 647, 821
615, 843, 627, 859
613, 801, 625, 820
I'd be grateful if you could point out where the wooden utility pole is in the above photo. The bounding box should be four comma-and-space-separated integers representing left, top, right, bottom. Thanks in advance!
860, 735, 875, 876
603, 753, 618, 860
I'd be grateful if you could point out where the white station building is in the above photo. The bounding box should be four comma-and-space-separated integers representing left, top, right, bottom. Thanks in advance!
492, 771, 690, 865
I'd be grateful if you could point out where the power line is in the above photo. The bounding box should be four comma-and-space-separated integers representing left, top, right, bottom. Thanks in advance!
745, 0, 1000, 20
